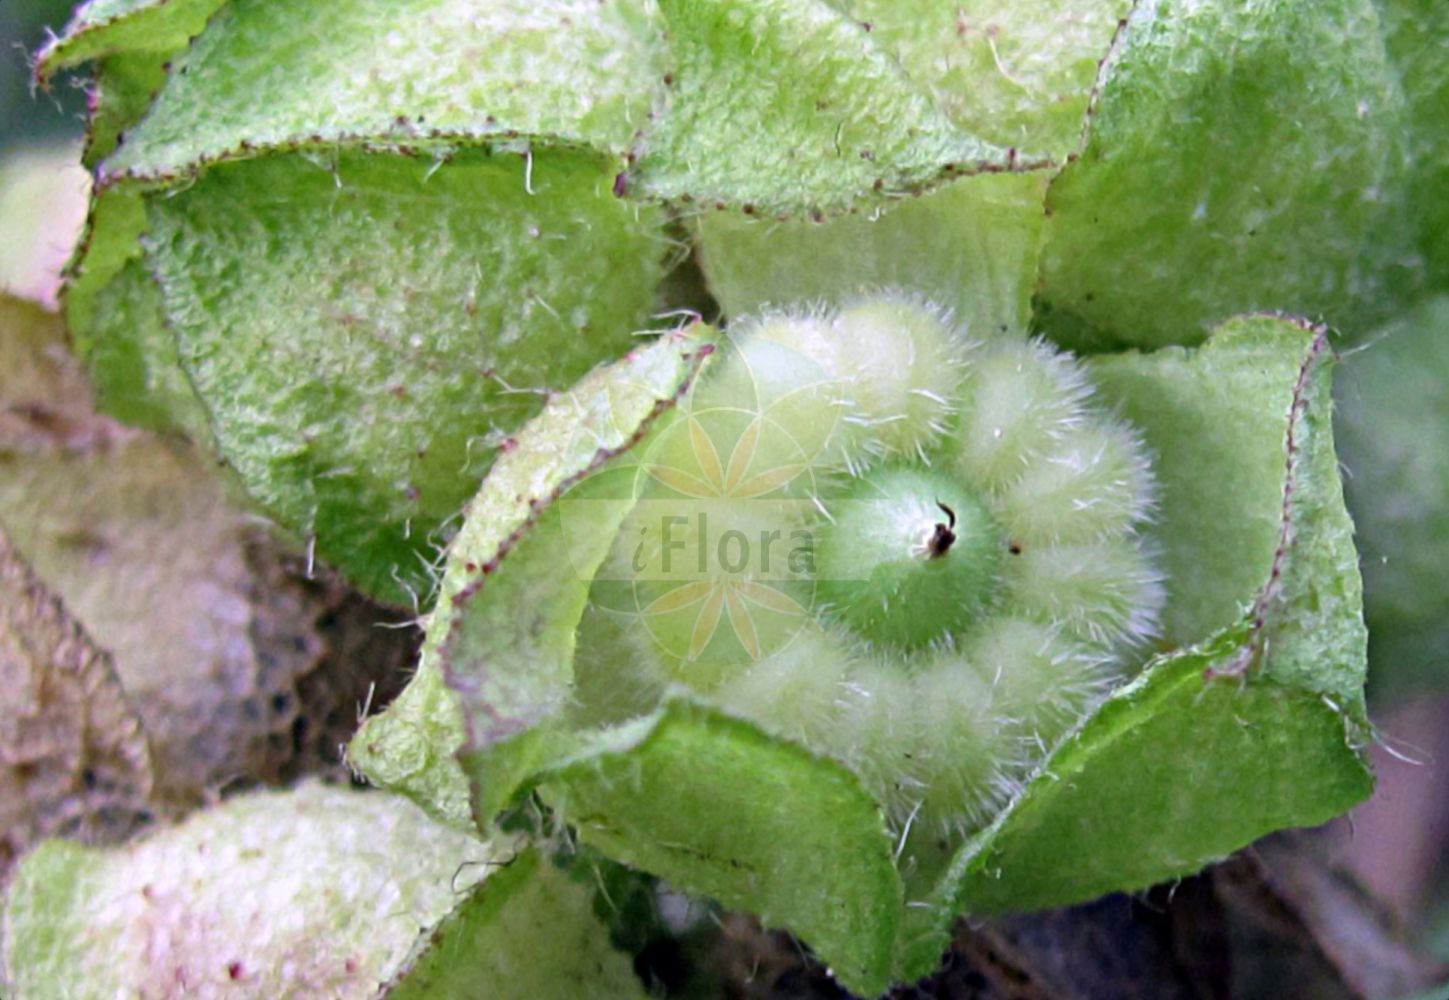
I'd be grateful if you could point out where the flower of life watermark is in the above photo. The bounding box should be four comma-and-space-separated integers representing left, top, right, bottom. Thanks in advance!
563, 333, 845, 672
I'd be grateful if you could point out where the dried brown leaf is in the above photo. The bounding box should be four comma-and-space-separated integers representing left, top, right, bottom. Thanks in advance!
0, 528, 152, 875
0, 295, 415, 803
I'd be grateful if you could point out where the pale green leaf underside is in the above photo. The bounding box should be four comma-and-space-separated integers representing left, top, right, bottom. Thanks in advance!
348, 329, 715, 826
626, 0, 1018, 215
697, 169, 1049, 334
832, 0, 1132, 159
3, 788, 639, 998
1, 783, 504, 997
144, 149, 665, 604
101, 0, 666, 183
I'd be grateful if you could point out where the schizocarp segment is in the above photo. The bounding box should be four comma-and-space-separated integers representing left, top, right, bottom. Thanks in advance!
577, 294, 1163, 834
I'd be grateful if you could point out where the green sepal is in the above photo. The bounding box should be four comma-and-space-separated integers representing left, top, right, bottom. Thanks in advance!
892, 628, 1373, 980
99, 0, 667, 184
1088, 314, 1366, 707
625, 0, 1019, 217
698, 170, 1049, 334
358, 312, 1370, 994
891, 314, 1372, 979
141, 149, 665, 603
829, 0, 1132, 159
446, 466, 648, 825
385, 848, 647, 999
1036, 0, 1413, 349
542, 700, 902, 998
84, 52, 173, 168
58, 51, 204, 433
34, 0, 229, 85
348, 327, 716, 824
40, 0, 224, 432
72, 255, 211, 438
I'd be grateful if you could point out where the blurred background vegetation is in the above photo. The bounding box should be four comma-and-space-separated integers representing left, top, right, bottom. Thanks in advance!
0, 0, 85, 147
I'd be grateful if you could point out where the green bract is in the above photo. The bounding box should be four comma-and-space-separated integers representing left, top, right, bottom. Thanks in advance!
11, 0, 1431, 993
351, 308, 1367, 993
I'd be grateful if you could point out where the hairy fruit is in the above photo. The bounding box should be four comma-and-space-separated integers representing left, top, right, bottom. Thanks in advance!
587, 294, 1162, 833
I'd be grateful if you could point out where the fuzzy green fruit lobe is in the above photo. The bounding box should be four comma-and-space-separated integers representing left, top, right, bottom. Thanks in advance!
816, 466, 1002, 649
